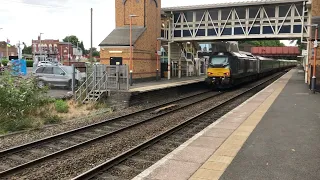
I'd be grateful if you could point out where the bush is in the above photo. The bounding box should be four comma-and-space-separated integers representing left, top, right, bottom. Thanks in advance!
1, 59, 8, 66
0, 71, 50, 132
26, 60, 34, 67
44, 115, 62, 124
2, 118, 35, 132
55, 100, 69, 113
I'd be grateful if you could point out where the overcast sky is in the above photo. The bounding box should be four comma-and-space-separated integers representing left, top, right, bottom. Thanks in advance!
0, 0, 290, 49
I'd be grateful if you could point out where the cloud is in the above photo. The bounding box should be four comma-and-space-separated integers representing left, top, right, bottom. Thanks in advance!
21, 0, 70, 7
0, 0, 291, 50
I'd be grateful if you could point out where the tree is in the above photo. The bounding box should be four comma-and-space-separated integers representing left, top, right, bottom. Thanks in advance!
22, 45, 32, 54
63, 36, 87, 55
79, 41, 86, 55
92, 51, 100, 57
290, 39, 306, 51
88, 47, 100, 57
239, 40, 285, 47
63, 35, 79, 46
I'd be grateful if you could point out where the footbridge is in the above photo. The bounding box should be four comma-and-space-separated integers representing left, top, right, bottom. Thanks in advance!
158, 0, 311, 79
161, 0, 310, 41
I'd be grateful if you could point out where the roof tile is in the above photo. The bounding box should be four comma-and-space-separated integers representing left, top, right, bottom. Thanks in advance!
99, 26, 146, 46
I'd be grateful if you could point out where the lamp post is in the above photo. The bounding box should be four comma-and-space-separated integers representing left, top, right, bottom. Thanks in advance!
0, 28, 3, 65
68, 36, 71, 64
129, 14, 138, 86
156, 38, 166, 81
306, 24, 318, 93
60, 46, 63, 62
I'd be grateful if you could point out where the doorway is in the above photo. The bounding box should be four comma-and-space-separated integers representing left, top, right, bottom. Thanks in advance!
110, 57, 123, 65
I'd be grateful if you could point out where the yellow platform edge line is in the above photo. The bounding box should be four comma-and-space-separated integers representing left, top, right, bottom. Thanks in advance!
189, 73, 293, 180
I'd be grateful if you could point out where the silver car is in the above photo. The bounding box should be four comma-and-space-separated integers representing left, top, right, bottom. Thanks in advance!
33, 65, 84, 89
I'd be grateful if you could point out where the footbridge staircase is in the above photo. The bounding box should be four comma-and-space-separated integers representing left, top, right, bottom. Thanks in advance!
74, 64, 129, 104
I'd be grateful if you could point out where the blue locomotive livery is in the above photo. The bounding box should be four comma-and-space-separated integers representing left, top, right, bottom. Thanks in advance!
205, 51, 297, 88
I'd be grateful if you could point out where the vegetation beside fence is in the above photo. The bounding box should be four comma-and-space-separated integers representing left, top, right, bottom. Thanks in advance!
0, 71, 54, 133
0, 70, 112, 134
1, 59, 34, 67
26, 60, 33, 67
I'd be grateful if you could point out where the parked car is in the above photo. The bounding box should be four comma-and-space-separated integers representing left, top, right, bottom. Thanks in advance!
33, 65, 85, 89
37, 61, 54, 67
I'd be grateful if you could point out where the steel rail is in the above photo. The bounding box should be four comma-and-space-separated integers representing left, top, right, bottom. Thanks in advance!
71, 72, 283, 180
0, 89, 212, 156
0, 90, 223, 177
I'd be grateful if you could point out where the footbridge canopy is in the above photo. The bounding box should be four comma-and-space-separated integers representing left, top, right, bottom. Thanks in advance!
161, 0, 310, 42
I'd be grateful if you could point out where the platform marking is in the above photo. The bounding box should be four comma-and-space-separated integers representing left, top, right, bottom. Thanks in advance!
132, 70, 295, 180
189, 71, 294, 180
129, 78, 205, 92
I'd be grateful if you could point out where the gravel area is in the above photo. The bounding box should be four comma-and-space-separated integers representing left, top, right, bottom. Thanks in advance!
98, 76, 279, 179
1, 74, 282, 179
0, 90, 217, 173
2, 77, 271, 179
0, 89, 209, 151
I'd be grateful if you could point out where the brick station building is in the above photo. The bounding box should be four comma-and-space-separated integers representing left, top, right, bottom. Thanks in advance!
308, 0, 320, 89
99, 0, 161, 81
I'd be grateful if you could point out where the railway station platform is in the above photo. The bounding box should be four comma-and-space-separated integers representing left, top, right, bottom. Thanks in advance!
129, 76, 206, 93
108, 76, 207, 108
133, 69, 320, 180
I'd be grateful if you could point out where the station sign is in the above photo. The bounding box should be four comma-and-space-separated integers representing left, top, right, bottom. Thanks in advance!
302, 50, 308, 56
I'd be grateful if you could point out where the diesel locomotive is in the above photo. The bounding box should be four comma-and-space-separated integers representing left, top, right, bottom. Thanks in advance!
205, 51, 297, 88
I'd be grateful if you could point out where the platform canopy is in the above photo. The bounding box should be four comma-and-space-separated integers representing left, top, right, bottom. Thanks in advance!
161, 0, 306, 11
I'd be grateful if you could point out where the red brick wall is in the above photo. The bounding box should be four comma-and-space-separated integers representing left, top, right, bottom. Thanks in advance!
32, 39, 59, 53
101, 0, 161, 79
116, 0, 145, 27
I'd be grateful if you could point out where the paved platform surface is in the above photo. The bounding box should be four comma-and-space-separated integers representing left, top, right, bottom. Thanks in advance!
129, 76, 206, 92
220, 70, 320, 180
133, 69, 320, 180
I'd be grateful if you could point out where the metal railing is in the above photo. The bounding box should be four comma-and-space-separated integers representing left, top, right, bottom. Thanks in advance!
74, 64, 129, 103
74, 71, 95, 102
82, 71, 108, 103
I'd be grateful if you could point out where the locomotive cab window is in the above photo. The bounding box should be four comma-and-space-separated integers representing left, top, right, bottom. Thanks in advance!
210, 57, 229, 67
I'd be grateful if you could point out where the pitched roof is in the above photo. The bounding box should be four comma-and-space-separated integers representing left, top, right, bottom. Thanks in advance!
162, 0, 305, 12
99, 26, 146, 47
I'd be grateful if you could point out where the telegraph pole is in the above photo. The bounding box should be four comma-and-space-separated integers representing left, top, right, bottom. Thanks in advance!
6, 37, 8, 60
90, 8, 93, 63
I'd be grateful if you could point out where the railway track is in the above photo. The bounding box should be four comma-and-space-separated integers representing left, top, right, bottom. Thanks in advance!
0, 72, 285, 179
72, 72, 285, 180
0, 89, 221, 177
